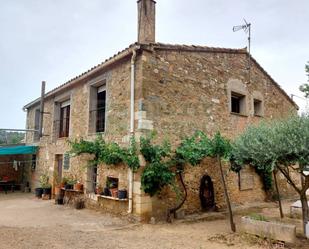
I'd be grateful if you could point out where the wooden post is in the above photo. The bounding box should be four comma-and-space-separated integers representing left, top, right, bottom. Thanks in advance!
273, 170, 284, 218
218, 155, 236, 232
39, 81, 46, 138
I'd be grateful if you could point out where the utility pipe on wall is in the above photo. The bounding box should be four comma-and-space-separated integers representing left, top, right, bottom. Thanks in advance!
39, 81, 46, 138
128, 46, 139, 214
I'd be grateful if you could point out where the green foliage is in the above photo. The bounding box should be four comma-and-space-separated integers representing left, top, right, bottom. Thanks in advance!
0, 131, 24, 145
99, 142, 123, 165
69, 136, 140, 171
122, 137, 140, 172
140, 134, 171, 163
249, 213, 268, 222
209, 132, 232, 159
299, 61, 309, 98
39, 174, 51, 188
140, 131, 233, 197
69, 137, 104, 157
140, 133, 174, 196
231, 115, 309, 190
141, 162, 175, 196
300, 84, 309, 98
175, 131, 211, 166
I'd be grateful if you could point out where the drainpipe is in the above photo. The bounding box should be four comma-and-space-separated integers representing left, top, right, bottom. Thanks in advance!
128, 46, 139, 214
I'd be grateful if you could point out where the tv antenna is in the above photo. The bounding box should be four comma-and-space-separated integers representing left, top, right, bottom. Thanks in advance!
233, 19, 251, 79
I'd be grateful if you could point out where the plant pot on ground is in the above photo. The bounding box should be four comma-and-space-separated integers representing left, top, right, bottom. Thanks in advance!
54, 185, 62, 195
35, 187, 43, 198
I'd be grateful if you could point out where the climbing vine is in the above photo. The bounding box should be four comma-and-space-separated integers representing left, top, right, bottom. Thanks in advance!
69, 136, 140, 172
140, 133, 174, 196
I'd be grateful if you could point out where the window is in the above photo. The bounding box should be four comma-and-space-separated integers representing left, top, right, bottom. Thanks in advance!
96, 86, 106, 132
63, 153, 70, 170
59, 101, 70, 138
254, 99, 263, 116
34, 109, 40, 142
89, 84, 106, 133
231, 92, 246, 115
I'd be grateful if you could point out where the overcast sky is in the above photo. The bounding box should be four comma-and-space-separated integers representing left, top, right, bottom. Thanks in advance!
0, 0, 308, 129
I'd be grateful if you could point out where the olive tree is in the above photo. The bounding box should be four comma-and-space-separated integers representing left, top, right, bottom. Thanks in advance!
299, 61, 309, 98
232, 115, 309, 234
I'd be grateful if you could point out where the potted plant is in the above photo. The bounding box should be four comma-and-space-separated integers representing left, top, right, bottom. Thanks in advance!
35, 187, 43, 198
64, 177, 76, 190
40, 174, 52, 199
73, 181, 84, 191
61, 177, 68, 188
118, 189, 127, 199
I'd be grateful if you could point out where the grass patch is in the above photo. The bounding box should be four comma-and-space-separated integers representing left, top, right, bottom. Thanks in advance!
248, 213, 268, 222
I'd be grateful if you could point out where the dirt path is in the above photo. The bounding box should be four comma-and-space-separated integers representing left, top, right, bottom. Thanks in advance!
0, 193, 304, 249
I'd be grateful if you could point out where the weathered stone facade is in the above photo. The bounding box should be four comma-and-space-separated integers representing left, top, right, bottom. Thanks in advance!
24, 43, 298, 220
136, 45, 298, 219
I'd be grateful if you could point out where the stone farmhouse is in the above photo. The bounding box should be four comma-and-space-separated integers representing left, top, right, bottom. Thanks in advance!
21, 0, 298, 220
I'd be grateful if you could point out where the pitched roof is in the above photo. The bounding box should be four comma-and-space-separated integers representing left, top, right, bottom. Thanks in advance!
23, 42, 297, 109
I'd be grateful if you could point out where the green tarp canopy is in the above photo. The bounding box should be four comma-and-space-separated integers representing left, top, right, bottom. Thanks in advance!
0, 145, 38, 156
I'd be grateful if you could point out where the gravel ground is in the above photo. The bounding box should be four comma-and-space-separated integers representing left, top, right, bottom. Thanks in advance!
0, 193, 305, 249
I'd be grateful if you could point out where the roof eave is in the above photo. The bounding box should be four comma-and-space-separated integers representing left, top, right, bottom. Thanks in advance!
23, 43, 141, 110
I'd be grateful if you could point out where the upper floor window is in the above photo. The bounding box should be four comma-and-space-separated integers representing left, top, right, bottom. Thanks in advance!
231, 92, 246, 115
254, 99, 263, 116
96, 86, 106, 132
59, 100, 70, 138
89, 83, 106, 133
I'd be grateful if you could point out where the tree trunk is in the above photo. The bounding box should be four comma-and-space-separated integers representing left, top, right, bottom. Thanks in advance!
273, 170, 284, 218
300, 193, 309, 235
167, 171, 188, 223
218, 155, 236, 232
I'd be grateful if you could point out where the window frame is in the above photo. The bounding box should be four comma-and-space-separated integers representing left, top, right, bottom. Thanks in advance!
88, 77, 108, 135
253, 98, 264, 117
59, 102, 70, 138
230, 91, 247, 116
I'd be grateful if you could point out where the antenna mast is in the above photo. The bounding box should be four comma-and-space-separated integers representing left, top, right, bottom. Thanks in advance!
233, 19, 251, 82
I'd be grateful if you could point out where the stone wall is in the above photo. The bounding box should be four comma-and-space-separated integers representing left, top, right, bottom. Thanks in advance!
25, 55, 141, 199
139, 48, 298, 218
24, 46, 299, 219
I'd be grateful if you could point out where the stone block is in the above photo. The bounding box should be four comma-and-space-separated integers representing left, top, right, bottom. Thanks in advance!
133, 181, 142, 194
135, 111, 147, 120
135, 201, 152, 215
240, 216, 296, 243
138, 119, 153, 130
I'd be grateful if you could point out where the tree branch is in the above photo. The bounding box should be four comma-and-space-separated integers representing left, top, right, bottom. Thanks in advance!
277, 165, 301, 194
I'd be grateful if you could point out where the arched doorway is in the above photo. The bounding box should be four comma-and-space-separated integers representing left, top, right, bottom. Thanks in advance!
199, 175, 216, 211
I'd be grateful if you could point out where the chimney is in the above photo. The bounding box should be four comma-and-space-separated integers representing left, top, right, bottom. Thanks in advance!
137, 0, 156, 44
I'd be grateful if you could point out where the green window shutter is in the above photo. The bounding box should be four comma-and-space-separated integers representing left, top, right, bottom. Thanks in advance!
63, 153, 70, 170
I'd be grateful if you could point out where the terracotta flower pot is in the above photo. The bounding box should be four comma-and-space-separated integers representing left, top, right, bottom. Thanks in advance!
54, 186, 62, 195
74, 183, 83, 191
110, 188, 118, 198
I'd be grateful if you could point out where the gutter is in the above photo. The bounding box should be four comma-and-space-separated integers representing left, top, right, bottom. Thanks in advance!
128, 45, 140, 214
